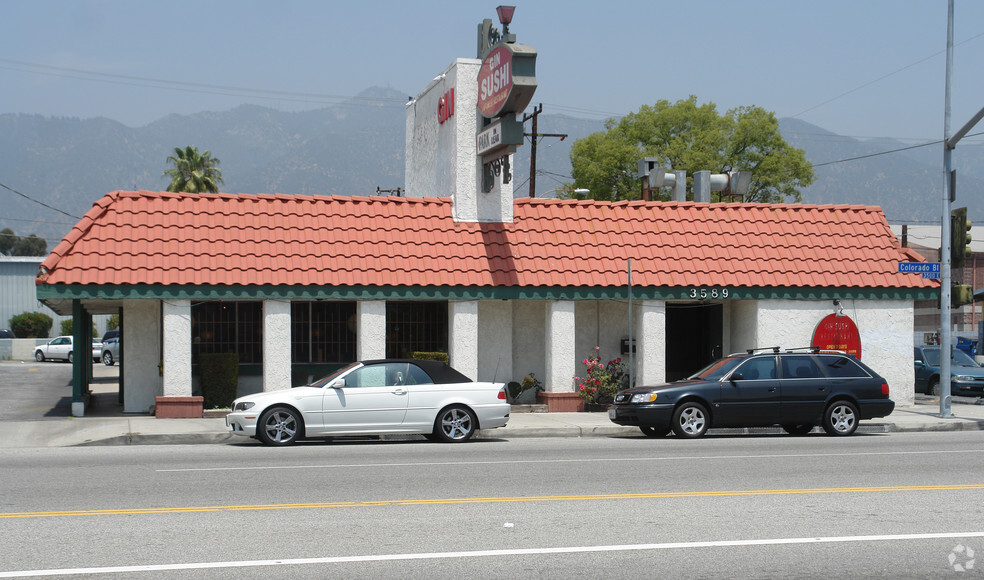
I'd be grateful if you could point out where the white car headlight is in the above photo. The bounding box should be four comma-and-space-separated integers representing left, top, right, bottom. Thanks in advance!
233, 401, 255, 412
630, 392, 658, 403
954, 375, 974, 382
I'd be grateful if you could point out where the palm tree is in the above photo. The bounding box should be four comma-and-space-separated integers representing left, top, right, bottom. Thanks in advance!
163, 146, 224, 193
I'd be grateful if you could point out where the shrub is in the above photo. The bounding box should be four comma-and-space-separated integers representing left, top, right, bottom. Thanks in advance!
200, 353, 239, 409
411, 351, 450, 364
574, 347, 626, 405
10, 312, 53, 338
60, 320, 97, 337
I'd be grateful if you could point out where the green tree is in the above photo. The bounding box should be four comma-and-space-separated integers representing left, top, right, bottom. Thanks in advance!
568, 96, 814, 203
10, 312, 53, 338
11, 234, 47, 257
60, 319, 98, 338
0, 228, 16, 255
163, 146, 224, 193
107, 314, 120, 331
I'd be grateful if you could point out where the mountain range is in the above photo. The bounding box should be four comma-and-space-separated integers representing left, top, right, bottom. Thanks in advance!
2, 86, 981, 249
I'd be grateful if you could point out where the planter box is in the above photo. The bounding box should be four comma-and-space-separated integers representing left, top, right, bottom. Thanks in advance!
536, 392, 585, 413
155, 396, 204, 418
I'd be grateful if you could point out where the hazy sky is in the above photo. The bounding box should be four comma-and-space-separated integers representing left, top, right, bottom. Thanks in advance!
2, 0, 984, 144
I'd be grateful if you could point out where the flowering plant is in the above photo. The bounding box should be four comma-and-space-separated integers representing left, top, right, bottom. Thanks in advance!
573, 347, 626, 405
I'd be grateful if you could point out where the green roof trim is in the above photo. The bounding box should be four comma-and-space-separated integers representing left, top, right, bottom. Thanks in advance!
37, 283, 939, 302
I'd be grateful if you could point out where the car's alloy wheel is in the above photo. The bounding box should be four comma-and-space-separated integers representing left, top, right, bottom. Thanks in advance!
35, 351, 44, 362
257, 407, 302, 446
103, 352, 114, 366
782, 424, 814, 436
822, 401, 859, 436
671, 402, 709, 438
928, 378, 940, 397
433, 405, 476, 442
639, 425, 668, 437
67, 352, 73, 363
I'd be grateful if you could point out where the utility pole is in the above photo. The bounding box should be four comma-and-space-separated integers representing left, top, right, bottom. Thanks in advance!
522, 103, 567, 197
940, 0, 984, 417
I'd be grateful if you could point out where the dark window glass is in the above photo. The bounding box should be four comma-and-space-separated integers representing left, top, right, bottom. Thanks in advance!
291, 302, 357, 363
781, 356, 821, 379
386, 302, 448, 359
406, 364, 433, 385
735, 356, 777, 380
818, 355, 870, 378
192, 302, 262, 364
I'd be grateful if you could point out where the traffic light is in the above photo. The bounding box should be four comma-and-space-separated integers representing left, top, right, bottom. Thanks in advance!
952, 283, 974, 308
951, 207, 972, 268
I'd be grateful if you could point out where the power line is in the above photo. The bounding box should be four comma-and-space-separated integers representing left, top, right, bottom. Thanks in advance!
0, 181, 81, 220
811, 130, 984, 168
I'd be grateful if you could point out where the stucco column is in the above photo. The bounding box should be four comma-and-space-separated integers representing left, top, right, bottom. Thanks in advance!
263, 299, 292, 391
449, 300, 479, 380
357, 301, 387, 360
162, 299, 192, 396
636, 300, 665, 387
123, 300, 162, 413
544, 300, 576, 393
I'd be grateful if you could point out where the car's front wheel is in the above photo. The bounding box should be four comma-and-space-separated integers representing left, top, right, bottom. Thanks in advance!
639, 425, 668, 437
35, 350, 44, 362
432, 405, 477, 442
671, 402, 709, 438
257, 407, 302, 446
103, 351, 114, 366
782, 424, 814, 436
822, 401, 859, 436
928, 378, 940, 397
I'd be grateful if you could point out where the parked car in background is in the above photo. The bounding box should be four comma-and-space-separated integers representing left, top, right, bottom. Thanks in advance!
226, 359, 510, 446
609, 347, 895, 438
914, 346, 984, 396
0, 329, 14, 339
34, 336, 103, 363
101, 330, 119, 343
102, 336, 121, 366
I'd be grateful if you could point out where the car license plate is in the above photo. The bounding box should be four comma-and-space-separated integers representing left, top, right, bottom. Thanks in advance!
608, 407, 617, 420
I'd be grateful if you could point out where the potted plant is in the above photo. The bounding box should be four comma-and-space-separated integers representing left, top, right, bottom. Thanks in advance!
574, 347, 627, 411
507, 373, 543, 404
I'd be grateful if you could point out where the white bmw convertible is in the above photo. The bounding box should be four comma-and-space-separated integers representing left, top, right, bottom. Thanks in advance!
226, 359, 510, 446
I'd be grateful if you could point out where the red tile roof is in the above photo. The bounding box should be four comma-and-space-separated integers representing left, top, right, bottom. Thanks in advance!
37, 190, 935, 291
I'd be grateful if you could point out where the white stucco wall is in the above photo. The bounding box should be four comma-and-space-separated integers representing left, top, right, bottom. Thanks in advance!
478, 300, 513, 383
545, 301, 576, 393
357, 301, 387, 360
448, 300, 479, 380
753, 299, 915, 405
122, 300, 161, 413
162, 300, 191, 397
404, 58, 513, 223
636, 300, 665, 386
262, 299, 292, 392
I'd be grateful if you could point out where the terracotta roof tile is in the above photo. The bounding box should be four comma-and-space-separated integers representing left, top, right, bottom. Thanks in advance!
36, 191, 935, 291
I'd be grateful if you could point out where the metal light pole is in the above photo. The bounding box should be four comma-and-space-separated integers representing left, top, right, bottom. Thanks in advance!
940, 0, 954, 417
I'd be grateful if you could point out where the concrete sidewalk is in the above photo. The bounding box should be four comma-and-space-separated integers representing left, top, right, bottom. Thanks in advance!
0, 386, 981, 448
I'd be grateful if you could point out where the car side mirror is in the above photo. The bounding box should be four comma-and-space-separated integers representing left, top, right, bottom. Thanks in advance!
730, 373, 744, 382
329, 379, 346, 389
914, 361, 924, 367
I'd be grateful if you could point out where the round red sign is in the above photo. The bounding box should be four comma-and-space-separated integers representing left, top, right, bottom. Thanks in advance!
478, 45, 513, 117
811, 314, 862, 360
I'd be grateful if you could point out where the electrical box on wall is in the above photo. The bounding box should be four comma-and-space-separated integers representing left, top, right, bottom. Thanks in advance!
620, 338, 636, 355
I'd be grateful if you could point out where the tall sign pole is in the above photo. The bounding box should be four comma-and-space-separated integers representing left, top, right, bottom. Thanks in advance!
940, 0, 954, 417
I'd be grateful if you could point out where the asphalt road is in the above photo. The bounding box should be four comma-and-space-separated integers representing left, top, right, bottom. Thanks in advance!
0, 432, 982, 578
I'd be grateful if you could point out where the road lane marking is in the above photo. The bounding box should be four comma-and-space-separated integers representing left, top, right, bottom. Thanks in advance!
2, 531, 984, 577
2, 484, 983, 519
155, 448, 984, 472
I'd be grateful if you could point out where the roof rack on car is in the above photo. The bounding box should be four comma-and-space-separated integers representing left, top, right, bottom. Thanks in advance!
784, 346, 848, 354
746, 347, 781, 354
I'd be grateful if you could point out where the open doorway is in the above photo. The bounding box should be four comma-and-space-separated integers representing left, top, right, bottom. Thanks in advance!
665, 303, 723, 381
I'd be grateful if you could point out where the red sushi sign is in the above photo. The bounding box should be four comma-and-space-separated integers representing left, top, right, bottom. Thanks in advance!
478, 46, 513, 117
812, 314, 862, 360
477, 43, 536, 119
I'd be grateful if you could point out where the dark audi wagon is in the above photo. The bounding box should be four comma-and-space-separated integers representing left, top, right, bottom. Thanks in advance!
609, 348, 894, 438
